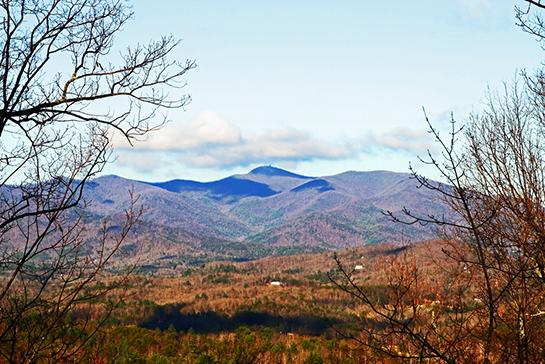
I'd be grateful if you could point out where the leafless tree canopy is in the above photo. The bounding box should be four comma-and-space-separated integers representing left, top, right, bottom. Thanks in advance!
331, 2, 545, 363
0, 0, 195, 361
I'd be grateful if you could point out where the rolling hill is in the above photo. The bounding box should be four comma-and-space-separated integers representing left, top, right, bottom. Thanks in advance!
81, 166, 448, 269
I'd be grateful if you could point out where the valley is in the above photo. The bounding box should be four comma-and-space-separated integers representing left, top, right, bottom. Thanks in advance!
85, 240, 451, 363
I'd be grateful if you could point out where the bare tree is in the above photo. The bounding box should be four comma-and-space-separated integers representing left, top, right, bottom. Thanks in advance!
330, 249, 474, 363
0, 0, 195, 361
331, 3, 545, 363
333, 80, 545, 364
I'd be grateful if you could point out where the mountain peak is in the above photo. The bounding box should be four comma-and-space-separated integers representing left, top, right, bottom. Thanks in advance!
248, 165, 311, 179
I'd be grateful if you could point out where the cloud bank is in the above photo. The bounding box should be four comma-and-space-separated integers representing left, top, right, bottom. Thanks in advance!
131, 112, 243, 151
114, 112, 434, 173
364, 127, 433, 155
114, 112, 352, 171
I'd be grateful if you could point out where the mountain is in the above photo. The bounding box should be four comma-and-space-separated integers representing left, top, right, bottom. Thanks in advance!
290, 179, 334, 193
248, 165, 312, 179
81, 166, 448, 269
145, 177, 279, 201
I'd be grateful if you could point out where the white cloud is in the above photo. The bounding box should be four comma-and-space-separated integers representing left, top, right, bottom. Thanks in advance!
364, 127, 434, 155
115, 112, 352, 170
113, 112, 437, 173
180, 128, 351, 168
114, 111, 241, 150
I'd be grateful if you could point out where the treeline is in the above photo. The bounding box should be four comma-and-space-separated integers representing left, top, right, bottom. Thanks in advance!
83, 325, 375, 364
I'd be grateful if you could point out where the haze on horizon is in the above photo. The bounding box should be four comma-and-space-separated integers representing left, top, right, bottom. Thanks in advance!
105, 1, 543, 182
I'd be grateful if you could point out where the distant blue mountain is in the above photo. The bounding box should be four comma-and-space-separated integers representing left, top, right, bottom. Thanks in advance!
147, 179, 203, 193
249, 166, 312, 179
146, 166, 311, 201
291, 179, 334, 193
146, 176, 278, 200
83, 167, 446, 265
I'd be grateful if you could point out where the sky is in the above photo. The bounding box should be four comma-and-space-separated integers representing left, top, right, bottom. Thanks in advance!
104, 0, 545, 182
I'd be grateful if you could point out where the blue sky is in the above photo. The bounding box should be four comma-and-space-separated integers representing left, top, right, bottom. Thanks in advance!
105, 0, 544, 182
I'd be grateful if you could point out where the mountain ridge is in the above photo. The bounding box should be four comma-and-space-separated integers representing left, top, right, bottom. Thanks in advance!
83, 166, 447, 269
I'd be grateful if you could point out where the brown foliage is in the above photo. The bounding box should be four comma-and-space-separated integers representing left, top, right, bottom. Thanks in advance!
0, 0, 194, 361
